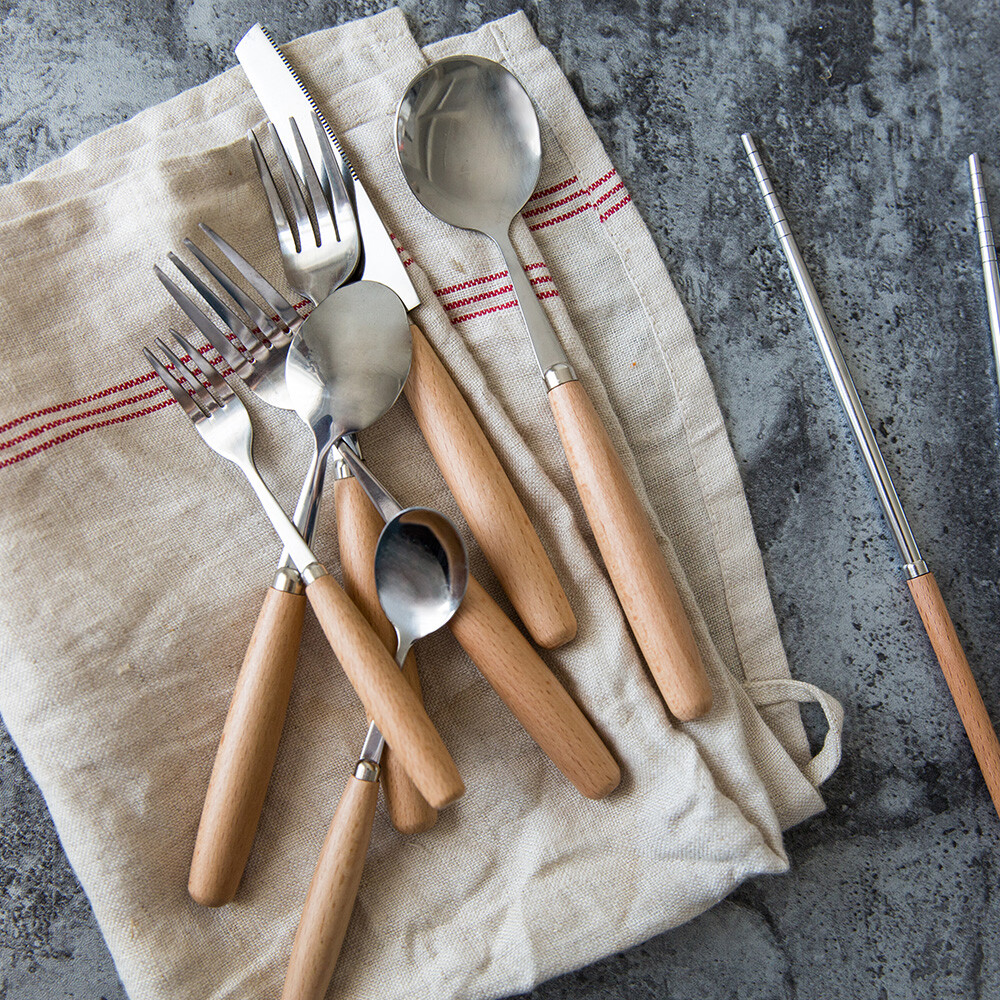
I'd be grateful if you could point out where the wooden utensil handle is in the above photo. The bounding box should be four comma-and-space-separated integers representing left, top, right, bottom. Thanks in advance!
188, 584, 305, 907
305, 573, 464, 809
547, 379, 713, 721
907, 571, 1000, 818
334, 476, 437, 835
406, 321, 577, 649
281, 771, 379, 1000
448, 576, 621, 798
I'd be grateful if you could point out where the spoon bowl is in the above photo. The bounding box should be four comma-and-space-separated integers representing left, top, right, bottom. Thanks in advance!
396, 55, 541, 239
375, 508, 469, 654
286, 280, 412, 445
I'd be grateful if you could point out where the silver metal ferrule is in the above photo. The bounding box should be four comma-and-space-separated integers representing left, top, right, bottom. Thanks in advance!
354, 759, 380, 782
271, 566, 305, 594
742, 132, 926, 576
543, 362, 578, 391
331, 455, 353, 480
904, 559, 929, 580
299, 562, 328, 587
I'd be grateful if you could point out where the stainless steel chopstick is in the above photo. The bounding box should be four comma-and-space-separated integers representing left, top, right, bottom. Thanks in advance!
743, 132, 1000, 820
969, 153, 1000, 396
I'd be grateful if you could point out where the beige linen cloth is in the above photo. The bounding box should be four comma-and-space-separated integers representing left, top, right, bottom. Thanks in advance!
0, 10, 843, 1000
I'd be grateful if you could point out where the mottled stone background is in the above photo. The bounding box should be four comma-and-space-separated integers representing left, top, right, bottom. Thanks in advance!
3, 1, 1000, 997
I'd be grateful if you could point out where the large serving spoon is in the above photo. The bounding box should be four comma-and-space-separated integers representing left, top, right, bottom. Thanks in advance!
288, 284, 620, 799
396, 55, 713, 721
282, 507, 468, 1000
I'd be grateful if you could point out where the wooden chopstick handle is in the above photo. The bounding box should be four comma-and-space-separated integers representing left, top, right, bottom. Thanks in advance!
907, 571, 1000, 818
304, 573, 464, 809
281, 771, 379, 1000
448, 576, 621, 799
547, 379, 713, 721
188, 584, 305, 907
334, 476, 437, 835
405, 321, 577, 649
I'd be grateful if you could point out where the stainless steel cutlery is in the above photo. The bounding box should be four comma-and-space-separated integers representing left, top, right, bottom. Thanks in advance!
397, 55, 713, 721
235, 23, 578, 651
744, 132, 1000, 820
143, 324, 464, 812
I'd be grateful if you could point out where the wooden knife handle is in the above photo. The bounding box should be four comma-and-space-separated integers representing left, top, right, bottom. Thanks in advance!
547, 379, 713, 721
334, 476, 437, 835
304, 572, 464, 809
907, 571, 1000, 818
449, 576, 620, 798
405, 321, 577, 649
188, 584, 305, 907
281, 770, 379, 1000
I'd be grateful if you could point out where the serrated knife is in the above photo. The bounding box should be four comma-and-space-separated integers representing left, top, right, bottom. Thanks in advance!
235, 23, 577, 651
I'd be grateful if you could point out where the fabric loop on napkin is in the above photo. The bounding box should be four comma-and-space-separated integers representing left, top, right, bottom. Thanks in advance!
0, 10, 842, 1000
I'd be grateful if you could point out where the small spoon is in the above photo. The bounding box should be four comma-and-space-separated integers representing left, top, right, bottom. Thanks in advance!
281, 507, 467, 1000
396, 56, 713, 721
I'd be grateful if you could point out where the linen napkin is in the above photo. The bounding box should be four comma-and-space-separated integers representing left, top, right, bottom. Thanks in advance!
0, 10, 843, 1000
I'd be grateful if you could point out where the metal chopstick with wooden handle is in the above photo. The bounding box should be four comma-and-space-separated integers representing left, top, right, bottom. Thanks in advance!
744, 133, 1000, 820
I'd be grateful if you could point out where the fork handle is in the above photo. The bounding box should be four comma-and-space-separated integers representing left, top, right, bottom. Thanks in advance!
281, 767, 379, 1000
304, 572, 464, 809
405, 322, 577, 649
188, 584, 306, 906
449, 577, 621, 799
334, 475, 437, 835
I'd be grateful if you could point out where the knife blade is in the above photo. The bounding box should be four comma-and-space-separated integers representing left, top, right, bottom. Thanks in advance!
236, 23, 418, 309
234, 22, 579, 653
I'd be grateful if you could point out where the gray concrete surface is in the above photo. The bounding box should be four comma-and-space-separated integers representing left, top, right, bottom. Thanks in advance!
3, 0, 1000, 997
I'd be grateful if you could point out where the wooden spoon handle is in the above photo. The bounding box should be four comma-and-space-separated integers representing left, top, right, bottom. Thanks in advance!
907, 571, 1000, 818
449, 576, 620, 798
188, 584, 305, 907
405, 321, 577, 649
334, 475, 437, 835
547, 378, 713, 721
281, 771, 379, 1000
304, 572, 464, 809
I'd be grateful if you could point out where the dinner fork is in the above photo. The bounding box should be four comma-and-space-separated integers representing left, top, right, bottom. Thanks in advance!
142, 332, 464, 835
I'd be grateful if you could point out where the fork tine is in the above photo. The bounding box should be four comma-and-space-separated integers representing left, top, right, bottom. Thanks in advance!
267, 121, 314, 250
311, 111, 358, 252
198, 224, 302, 326
167, 252, 260, 351
144, 346, 208, 419
169, 330, 235, 403
249, 128, 298, 254
290, 116, 334, 241
154, 265, 253, 379
182, 238, 275, 340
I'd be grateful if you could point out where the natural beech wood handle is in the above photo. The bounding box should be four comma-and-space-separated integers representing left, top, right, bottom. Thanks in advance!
547, 379, 713, 721
188, 584, 305, 907
304, 573, 464, 809
907, 572, 1000, 818
405, 321, 577, 649
449, 576, 620, 799
281, 772, 379, 1000
334, 476, 437, 835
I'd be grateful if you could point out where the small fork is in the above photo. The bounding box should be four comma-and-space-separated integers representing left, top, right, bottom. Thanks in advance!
143, 335, 463, 815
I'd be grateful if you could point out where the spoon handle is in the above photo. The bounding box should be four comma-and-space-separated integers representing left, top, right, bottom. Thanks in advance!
335, 475, 437, 835
405, 321, 578, 649
449, 576, 621, 799
281, 766, 379, 1000
547, 380, 713, 721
